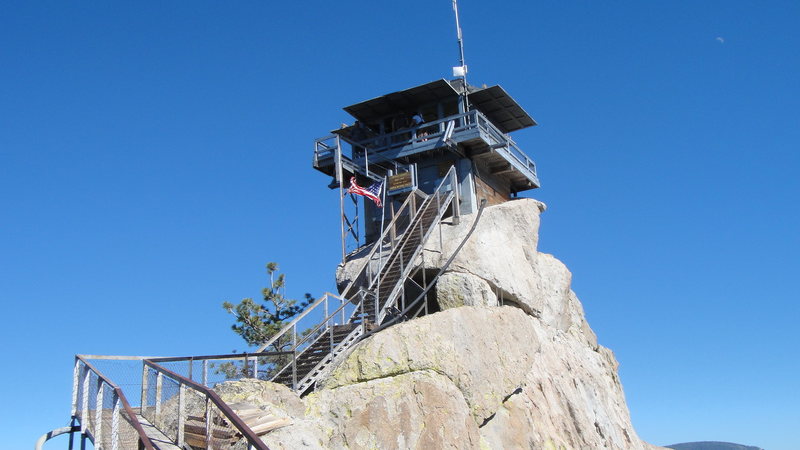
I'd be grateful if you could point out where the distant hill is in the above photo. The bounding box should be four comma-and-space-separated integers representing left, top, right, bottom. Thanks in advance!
666, 442, 763, 450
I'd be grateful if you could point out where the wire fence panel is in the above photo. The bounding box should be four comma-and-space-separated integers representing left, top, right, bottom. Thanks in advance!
155, 374, 181, 442
72, 357, 155, 450
86, 371, 99, 438
89, 358, 145, 406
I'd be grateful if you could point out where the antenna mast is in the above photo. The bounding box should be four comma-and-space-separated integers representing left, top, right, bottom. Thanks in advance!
452, 0, 469, 112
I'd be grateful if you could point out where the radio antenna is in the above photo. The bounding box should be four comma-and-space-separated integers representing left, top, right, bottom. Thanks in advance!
452, 0, 469, 112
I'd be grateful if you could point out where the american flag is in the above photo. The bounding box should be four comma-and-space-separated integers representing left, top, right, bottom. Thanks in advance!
347, 176, 383, 208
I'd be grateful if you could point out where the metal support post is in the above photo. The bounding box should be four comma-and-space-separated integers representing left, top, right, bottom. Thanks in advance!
81, 368, 89, 434
140, 365, 149, 420
111, 392, 120, 450
452, 169, 461, 224
422, 252, 429, 316
292, 325, 298, 390
329, 318, 334, 353
202, 360, 208, 387
94, 378, 104, 445
155, 372, 163, 424
336, 138, 346, 262
71, 359, 80, 417
204, 398, 212, 449
177, 383, 186, 446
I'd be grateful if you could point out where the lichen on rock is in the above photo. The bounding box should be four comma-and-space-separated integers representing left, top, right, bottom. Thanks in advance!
221, 198, 662, 449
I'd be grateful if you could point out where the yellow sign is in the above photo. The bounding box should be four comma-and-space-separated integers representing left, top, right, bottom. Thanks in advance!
388, 172, 413, 192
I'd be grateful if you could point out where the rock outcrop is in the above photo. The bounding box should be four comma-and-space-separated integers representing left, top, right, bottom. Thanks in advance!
220, 198, 662, 449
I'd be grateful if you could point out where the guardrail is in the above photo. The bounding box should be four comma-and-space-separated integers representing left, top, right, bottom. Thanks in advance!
142, 356, 275, 449
72, 356, 155, 450
375, 165, 458, 324
332, 110, 538, 181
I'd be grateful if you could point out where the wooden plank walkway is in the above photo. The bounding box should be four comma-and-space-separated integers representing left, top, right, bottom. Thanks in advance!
134, 414, 183, 450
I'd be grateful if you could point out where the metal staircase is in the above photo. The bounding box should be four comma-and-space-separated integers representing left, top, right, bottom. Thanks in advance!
60, 168, 472, 450
256, 166, 459, 394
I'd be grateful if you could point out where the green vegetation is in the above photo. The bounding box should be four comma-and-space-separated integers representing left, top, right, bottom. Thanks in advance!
220, 262, 313, 378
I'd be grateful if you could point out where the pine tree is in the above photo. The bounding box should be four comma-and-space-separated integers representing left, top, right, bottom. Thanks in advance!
221, 262, 312, 378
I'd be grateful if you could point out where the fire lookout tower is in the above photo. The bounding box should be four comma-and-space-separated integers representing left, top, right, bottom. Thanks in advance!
313, 78, 540, 256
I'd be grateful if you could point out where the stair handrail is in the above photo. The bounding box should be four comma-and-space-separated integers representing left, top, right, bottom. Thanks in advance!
262, 291, 369, 386
292, 320, 367, 393
73, 355, 156, 450
142, 359, 270, 449
255, 292, 347, 353
374, 165, 459, 324
338, 188, 427, 300
369, 198, 487, 336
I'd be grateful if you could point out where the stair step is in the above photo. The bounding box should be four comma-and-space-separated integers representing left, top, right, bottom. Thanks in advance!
183, 421, 237, 440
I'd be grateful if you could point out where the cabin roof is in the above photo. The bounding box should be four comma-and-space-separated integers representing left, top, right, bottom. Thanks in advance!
343, 79, 536, 133
468, 85, 537, 132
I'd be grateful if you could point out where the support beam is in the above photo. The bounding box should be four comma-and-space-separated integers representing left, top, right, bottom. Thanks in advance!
490, 163, 514, 175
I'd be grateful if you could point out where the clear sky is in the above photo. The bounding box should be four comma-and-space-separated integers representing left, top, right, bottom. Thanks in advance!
1, 1, 798, 449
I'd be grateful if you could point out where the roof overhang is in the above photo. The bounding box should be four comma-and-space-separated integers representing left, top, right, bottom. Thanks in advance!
468, 85, 537, 133
343, 79, 460, 124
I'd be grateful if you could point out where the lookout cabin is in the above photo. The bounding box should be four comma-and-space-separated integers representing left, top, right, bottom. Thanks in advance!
313, 78, 540, 248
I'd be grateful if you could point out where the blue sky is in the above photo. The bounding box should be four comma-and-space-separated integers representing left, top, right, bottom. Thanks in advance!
1, 1, 798, 449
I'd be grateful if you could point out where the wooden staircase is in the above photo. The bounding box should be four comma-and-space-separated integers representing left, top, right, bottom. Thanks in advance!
183, 403, 291, 449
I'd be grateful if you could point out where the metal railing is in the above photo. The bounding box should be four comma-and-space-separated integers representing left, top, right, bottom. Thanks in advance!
374, 165, 459, 324
313, 110, 538, 186
142, 357, 271, 449
330, 109, 537, 182
72, 356, 155, 450
254, 292, 357, 355
339, 188, 428, 301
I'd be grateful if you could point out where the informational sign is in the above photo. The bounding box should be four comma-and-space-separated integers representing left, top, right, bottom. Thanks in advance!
387, 170, 416, 195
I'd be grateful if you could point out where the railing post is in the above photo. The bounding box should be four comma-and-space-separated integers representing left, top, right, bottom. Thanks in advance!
452, 168, 460, 224
177, 383, 186, 446
71, 358, 80, 418
204, 398, 212, 450
292, 324, 298, 390
438, 191, 444, 254
155, 371, 163, 425
254, 356, 259, 379
188, 357, 193, 382
95, 377, 104, 446
81, 367, 89, 435
140, 364, 149, 420
329, 316, 334, 353
111, 391, 120, 450
202, 360, 208, 387
359, 291, 365, 323
423, 252, 429, 316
